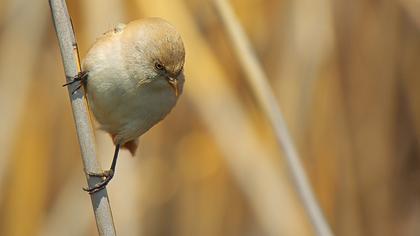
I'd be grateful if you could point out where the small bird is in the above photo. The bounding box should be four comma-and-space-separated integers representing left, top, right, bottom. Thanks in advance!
65, 18, 185, 194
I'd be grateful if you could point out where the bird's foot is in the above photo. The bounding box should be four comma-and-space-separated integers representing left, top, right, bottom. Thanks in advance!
63, 71, 88, 95
83, 169, 114, 194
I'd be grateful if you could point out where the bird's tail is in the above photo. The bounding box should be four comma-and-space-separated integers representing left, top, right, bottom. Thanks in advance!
122, 138, 139, 156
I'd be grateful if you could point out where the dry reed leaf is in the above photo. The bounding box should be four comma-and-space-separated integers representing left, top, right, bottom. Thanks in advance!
0, 0, 48, 198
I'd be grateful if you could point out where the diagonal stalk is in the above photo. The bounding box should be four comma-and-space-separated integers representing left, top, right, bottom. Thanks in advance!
213, 0, 334, 235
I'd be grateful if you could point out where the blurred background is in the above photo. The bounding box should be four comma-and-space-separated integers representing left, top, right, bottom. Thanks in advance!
0, 0, 419, 235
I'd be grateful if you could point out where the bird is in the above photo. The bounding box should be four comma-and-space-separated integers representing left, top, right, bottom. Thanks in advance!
64, 18, 185, 194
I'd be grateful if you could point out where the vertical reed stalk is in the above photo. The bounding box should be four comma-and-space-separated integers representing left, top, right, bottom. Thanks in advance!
49, 0, 116, 235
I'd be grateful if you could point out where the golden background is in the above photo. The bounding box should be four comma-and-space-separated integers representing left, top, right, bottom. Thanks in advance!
0, 0, 419, 235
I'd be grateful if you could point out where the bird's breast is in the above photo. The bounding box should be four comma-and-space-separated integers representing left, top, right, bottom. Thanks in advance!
86, 74, 178, 144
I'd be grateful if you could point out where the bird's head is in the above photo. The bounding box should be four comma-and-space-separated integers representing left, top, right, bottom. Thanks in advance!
122, 18, 185, 97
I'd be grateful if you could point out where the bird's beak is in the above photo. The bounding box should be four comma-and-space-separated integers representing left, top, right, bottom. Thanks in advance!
167, 77, 179, 97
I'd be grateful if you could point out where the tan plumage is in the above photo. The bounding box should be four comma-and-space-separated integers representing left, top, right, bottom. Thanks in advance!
83, 18, 185, 155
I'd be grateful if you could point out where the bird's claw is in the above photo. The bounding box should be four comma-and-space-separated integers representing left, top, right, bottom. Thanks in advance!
63, 71, 88, 95
83, 169, 114, 194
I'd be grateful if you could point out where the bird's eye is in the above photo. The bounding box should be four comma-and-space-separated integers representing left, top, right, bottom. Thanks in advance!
155, 62, 165, 71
